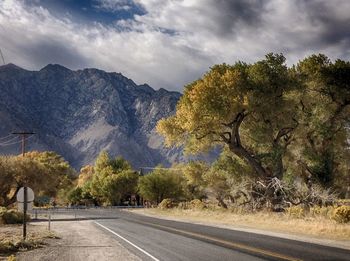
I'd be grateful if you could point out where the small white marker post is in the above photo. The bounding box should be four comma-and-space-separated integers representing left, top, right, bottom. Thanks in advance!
48, 209, 51, 231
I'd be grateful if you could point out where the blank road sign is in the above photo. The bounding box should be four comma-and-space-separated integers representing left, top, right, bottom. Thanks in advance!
16, 187, 35, 202
18, 202, 33, 212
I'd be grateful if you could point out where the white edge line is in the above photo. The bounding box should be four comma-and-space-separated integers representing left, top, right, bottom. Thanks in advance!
94, 221, 160, 261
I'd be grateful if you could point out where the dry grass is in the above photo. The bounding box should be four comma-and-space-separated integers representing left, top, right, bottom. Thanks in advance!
0, 223, 58, 260
134, 208, 350, 241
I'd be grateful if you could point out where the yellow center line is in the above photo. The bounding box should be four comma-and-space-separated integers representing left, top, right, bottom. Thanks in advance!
136, 220, 302, 261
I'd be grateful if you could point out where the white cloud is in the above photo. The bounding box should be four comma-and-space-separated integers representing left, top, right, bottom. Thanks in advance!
0, 0, 349, 91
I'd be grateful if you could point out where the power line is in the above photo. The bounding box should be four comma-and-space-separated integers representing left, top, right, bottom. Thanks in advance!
0, 134, 13, 141
0, 136, 19, 145
0, 140, 22, 147
0, 135, 34, 147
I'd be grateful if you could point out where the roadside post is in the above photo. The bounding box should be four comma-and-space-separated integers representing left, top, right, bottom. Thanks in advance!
17, 186, 34, 240
48, 209, 51, 231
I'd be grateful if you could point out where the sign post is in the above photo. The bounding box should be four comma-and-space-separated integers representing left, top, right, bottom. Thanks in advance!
23, 187, 27, 239
17, 187, 34, 240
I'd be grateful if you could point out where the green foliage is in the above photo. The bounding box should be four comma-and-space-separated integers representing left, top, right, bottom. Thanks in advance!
294, 55, 350, 189
67, 187, 83, 205
332, 206, 350, 223
138, 167, 184, 204
87, 152, 138, 206
181, 161, 208, 200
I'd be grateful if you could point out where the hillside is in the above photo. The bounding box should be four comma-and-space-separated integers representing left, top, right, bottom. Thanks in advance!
0, 63, 182, 169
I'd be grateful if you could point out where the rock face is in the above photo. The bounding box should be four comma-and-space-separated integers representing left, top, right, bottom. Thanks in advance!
0, 63, 182, 169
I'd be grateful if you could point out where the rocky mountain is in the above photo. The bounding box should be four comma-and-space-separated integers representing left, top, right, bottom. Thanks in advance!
0, 63, 183, 169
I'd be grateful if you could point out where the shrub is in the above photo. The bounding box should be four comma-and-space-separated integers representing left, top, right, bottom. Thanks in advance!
310, 206, 334, 218
158, 198, 175, 209
7, 255, 16, 261
177, 202, 190, 210
0, 238, 43, 254
189, 199, 206, 209
0, 208, 30, 224
332, 206, 350, 223
138, 168, 184, 204
286, 206, 305, 218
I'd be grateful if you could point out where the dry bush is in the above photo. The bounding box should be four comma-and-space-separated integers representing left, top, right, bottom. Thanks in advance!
286, 206, 305, 218
0, 207, 30, 224
158, 198, 176, 209
189, 199, 206, 209
332, 206, 350, 223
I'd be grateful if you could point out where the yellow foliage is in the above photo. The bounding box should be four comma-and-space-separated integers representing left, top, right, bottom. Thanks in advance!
286, 206, 305, 218
332, 206, 350, 223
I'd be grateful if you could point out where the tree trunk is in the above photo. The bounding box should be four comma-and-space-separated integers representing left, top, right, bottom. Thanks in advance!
229, 143, 268, 177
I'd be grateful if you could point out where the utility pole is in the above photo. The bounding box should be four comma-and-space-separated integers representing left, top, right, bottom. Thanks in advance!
12, 132, 35, 157
0, 48, 5, 65
12, 131, 35, 240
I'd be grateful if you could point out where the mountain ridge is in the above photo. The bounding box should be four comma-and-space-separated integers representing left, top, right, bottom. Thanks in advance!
0, 63, 182, 169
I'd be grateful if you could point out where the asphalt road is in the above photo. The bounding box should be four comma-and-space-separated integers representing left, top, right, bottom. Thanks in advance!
34, 208, 350, 261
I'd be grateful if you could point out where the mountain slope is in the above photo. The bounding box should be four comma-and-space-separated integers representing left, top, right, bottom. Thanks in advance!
0, 63, 182, 169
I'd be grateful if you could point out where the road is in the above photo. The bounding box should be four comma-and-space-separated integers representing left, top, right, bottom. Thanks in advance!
33, 208, 350, 261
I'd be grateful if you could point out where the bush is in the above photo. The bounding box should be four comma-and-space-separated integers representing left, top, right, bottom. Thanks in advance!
310, 206, 334, 218
138, 168, 184, 204
337, 199, 350, 206
177, 202, 189, 210
0, 238, 43, 254
0, 208, 30, 224
189, 199, 206, 209
158, 199, 175, 209
286, 206, 305, 218
7, 255, 16, 261
332, 206, 350, 223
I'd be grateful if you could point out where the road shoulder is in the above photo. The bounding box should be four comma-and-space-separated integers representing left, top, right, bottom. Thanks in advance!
17, 220, 141, 261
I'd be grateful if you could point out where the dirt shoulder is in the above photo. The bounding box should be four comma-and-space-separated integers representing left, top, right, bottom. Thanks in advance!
0, 223, 54, 260
16, 220, 141, 261
128, 208, 350, 250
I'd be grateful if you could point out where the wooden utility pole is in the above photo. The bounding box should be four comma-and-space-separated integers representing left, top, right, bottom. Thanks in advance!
12, 132, 35, 157
12, 131, 35, 240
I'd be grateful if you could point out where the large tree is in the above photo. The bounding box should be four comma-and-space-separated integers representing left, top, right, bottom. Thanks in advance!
157, 54, 299, 180
0, 151, 74, 206
90, 151, 138, 205
295, 55, 350, 189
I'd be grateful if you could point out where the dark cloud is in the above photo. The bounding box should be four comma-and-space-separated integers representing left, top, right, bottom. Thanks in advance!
191, 0, 267, 37
216, 0, 265, 26
18, 40, 89, 70
0, 0, 349, 92
298, 0, 350, 47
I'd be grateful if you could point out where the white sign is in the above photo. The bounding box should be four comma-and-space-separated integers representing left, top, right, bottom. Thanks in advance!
16, 187, 35, 202
18, 202, 33, 212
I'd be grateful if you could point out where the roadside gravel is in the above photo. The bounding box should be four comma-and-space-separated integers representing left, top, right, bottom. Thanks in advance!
17, 220, 141, 261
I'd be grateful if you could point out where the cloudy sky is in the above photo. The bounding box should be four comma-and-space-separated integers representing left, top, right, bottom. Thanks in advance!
0, 0, 349, 91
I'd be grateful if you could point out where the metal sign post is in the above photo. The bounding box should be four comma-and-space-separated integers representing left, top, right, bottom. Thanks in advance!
17, 186, 34, 240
